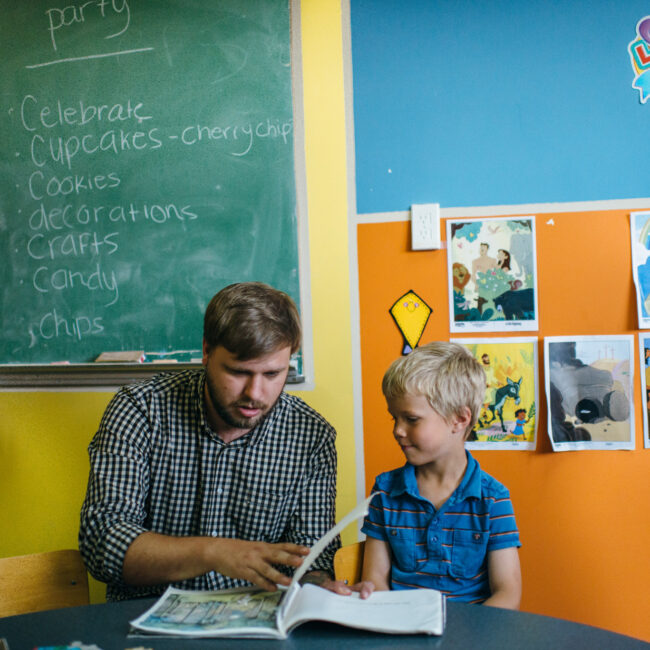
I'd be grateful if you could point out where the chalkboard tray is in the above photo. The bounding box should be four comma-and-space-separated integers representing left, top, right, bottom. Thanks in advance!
0, 363, 305, 389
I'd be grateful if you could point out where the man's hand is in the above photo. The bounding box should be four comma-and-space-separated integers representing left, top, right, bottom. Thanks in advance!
208, 538, 310, 591
122, 532, 309, 591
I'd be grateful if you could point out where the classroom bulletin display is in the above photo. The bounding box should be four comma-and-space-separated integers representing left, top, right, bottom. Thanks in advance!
356, 208, 650, 640
0, 1, 304, 367
348, 1, 650, 640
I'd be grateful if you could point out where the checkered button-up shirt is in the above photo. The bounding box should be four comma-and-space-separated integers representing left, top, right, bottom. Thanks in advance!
79, 369, 339, 601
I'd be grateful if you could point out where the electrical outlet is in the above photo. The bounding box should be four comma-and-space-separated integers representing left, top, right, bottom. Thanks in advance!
411, 203, 441, 250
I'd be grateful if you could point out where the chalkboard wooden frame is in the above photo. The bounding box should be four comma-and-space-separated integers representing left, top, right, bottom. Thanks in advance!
0, 0, 313, 390
0, 362, 305, 390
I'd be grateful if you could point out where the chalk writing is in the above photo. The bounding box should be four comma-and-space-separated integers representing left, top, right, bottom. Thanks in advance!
32, 309, 105, 342
26, 48, 153, 70
180, 118, 293, 156
21, 95, 151, 131
29, 128, 163, 170
29, 200, 197, 231
27, 231, 120, 260
46, 0, 130, 52
33, 263, 119, 306
28, 171, 121, 199
2, 1, 299, 364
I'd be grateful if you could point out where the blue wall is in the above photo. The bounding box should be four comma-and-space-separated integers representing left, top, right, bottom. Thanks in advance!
351, 0, 650, 212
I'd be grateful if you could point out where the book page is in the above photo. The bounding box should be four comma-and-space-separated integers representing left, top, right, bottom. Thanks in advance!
283, 583, 444, 636
129, 587, 285, 638
275, 493, 375, 630
288, 493, 374, 587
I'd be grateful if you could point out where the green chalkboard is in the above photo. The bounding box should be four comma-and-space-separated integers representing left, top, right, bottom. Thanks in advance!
0, 0, 301, 366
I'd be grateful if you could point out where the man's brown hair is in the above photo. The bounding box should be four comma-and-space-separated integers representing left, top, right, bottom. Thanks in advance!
203, 282, 301, 359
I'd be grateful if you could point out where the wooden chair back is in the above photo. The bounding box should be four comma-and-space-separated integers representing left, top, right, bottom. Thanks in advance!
0, 549, 90, 617
333, 541, 365, 585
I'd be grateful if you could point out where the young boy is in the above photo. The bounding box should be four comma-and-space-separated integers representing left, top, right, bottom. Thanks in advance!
359, 341, 521, 608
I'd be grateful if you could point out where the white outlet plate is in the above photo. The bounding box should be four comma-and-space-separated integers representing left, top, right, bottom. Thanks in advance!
411, 203, 441, 250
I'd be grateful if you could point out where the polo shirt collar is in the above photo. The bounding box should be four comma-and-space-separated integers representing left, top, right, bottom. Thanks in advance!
458, 450, 482, 500
388, 450, 482, 501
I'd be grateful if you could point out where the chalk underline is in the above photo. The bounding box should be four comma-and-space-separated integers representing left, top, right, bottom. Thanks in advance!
26, 47, 154, 69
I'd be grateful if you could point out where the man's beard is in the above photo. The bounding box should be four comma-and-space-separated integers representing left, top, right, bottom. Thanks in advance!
205, 373, 279, 431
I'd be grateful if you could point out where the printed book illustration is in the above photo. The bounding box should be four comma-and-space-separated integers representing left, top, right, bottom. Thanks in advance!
129, 495, 445, 639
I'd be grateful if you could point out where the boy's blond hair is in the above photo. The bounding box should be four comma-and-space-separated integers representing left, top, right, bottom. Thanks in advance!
382, 341, 486, 438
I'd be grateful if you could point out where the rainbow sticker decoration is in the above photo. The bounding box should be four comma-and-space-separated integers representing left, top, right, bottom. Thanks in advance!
629, 16, 650, 103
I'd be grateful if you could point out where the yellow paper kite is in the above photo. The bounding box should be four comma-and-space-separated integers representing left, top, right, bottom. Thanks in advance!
389, 290, 432, 355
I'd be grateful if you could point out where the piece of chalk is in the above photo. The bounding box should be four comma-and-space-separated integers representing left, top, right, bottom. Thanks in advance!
95, 351, 145, 363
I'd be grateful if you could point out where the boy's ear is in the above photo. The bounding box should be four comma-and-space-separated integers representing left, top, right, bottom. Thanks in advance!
453, 406, 472, 434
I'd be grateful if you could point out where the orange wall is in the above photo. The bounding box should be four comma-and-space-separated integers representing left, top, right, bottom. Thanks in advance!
357, 208, 650, 642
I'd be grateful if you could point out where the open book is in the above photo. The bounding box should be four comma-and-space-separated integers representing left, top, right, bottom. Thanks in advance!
129, 495, 445, 639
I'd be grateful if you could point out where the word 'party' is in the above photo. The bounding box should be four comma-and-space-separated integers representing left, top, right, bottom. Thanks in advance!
46, 0, 130, 52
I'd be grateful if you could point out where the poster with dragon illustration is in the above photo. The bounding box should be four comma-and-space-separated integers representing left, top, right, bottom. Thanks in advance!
637, 333, 650, 449
630, 211, 650, 329
453, 337, 538, 450
447, 216, 539, 334
544, 336, 635, 452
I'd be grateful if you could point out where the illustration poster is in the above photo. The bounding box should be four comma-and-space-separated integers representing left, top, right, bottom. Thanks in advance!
544, 336, 635, 452
446, 216, 539, 334
630, 211, 650, 329
454, 337, 538, 450
638, 333, 650, 449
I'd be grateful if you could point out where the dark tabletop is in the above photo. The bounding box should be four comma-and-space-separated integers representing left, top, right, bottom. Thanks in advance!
0, 597, 648, 650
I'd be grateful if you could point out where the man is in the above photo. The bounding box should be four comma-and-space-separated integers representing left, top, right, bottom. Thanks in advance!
79, 282, 342, 601
471, 242, 497, 314
481, 352, 498, 408
471, 242, 497, 283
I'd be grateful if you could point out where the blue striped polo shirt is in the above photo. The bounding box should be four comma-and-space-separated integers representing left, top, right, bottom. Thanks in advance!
362, 451, 520, 603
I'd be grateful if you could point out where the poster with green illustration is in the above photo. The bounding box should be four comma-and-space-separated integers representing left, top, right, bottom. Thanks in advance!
454, 337, 538, 450
447, 217, 538, 334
